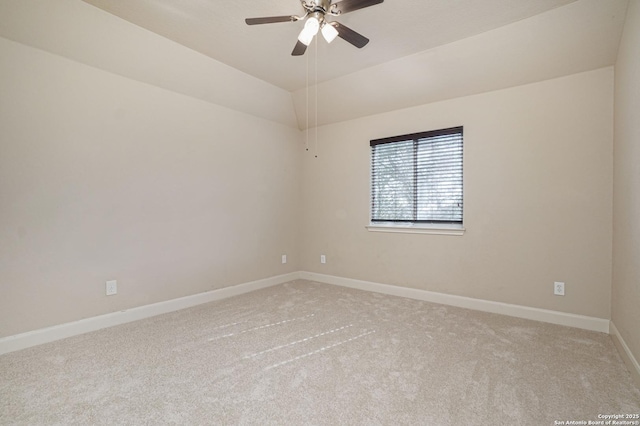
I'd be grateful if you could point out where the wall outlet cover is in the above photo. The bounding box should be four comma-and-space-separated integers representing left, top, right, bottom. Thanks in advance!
106, 280, 117, 296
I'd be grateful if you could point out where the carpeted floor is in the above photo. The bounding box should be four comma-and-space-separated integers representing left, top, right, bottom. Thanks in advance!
1, 279, 639, 425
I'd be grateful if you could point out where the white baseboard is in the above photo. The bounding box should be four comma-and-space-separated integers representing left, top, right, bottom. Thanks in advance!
300, 271, 610, 333
1, 271, 613, 356
610, 321, 640, 387
0, 272, 300, 356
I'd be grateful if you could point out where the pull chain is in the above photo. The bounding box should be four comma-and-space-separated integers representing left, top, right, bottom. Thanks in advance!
305, 46, 309, 152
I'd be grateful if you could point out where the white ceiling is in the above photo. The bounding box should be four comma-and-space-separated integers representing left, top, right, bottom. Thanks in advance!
81, 0, 587, 92
1, 0, 628, 129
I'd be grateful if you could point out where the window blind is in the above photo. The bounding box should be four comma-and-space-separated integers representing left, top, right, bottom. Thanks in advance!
370, 126, 463, 224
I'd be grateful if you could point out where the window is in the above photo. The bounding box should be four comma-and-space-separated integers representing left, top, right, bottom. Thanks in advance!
370, 126, 463, 229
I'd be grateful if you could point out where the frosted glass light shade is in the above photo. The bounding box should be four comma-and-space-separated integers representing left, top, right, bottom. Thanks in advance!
321, 23, 339, 43
298, 28, 314, 45
298, 17, 320, 46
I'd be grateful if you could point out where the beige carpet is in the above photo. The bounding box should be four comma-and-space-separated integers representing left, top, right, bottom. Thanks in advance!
1, 280, 639, 425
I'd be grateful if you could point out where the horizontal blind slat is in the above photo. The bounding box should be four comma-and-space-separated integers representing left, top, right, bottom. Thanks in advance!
371, 127, 463, 224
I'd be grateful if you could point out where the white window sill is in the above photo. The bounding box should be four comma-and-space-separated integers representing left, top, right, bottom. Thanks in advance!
366, 222, 465, 236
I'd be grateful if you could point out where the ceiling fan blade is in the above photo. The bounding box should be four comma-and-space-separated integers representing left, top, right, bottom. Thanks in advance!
333, 22, 369, 48
291, 40, 308, 56
245, 16, 296, 25
332, 0, 383, 15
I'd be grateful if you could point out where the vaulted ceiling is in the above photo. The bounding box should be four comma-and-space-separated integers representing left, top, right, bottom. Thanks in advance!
0, 0, 629, 129
82, 0, 585, 92
79, 0, 629, 128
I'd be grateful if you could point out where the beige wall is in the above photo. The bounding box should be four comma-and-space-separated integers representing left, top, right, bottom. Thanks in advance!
613, 0, 640, 372
0, 37, 301, 337
301, 67, 614, 319
0, 0, 623, 342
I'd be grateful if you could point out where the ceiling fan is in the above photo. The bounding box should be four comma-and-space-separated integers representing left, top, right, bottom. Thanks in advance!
245, 0, 384, 56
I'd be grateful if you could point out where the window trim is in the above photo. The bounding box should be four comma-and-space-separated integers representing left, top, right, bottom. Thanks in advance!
369, 126, 464, 228
366, 222, 465, 236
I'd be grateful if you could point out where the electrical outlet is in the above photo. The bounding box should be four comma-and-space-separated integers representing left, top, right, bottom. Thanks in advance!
320, 254, 326, 264
106, 280, 117, 296
554, 281, 565, 296
282, 254, 287, 264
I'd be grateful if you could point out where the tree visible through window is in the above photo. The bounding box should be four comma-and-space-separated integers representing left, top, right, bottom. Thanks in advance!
370, 126, 463, 224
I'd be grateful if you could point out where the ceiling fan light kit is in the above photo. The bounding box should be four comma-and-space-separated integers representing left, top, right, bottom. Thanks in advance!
298, 14, 321, 46
245, 0, 384, 56
321, 22, 339, 44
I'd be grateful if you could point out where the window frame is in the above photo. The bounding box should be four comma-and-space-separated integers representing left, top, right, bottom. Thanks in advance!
368, 126, 465, 236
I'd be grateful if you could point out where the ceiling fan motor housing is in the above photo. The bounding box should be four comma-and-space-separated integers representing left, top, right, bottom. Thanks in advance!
305, 0, 334, 14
